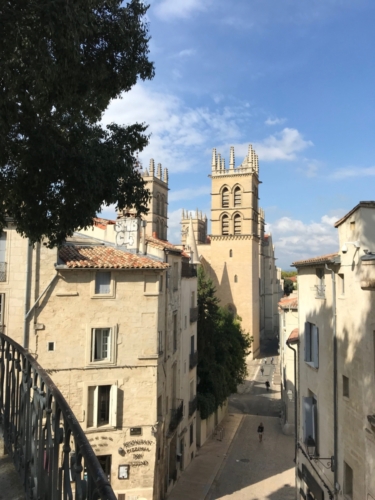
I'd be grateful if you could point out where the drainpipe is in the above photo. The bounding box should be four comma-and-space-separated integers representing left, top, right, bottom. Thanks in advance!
326, 264, 338, 495
23, 240, 32, 348
287, 340, 298, 462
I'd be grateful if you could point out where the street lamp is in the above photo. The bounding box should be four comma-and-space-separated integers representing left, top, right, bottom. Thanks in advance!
306, 436, 335, 472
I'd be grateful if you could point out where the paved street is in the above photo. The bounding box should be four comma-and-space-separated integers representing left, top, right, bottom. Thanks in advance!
206, 351, 296, 500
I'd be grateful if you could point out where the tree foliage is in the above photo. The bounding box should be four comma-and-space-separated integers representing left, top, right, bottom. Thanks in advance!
284, 279, 294, 296
0, 0, 154, 246
281, 270, 297, 279
197, 267, 252, 419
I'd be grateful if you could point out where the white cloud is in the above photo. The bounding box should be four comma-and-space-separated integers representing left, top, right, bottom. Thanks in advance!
154, 0, 209, 20
330, 166, 375, 179
168, 208, 183, 244
103, 84, 250, 172
169, 186, 210, 202
265, 117, 286, 126
177, 49, 196, 57
267, 213, 343, 268
254, 128, 313, 161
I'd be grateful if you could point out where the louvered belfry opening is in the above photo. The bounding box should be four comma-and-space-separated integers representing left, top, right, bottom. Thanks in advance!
222, 215, 229, 235
234, 187, 241, 206
222, 188, 229, 208
234, 214, 241, 235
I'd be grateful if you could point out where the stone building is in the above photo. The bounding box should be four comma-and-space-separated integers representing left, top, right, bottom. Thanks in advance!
181, 145, 282, 357
292, 201, 375, 500
0, 162, 199, 500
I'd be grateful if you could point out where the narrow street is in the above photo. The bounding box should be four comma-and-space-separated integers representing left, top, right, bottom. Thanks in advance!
206, 347, 295, 500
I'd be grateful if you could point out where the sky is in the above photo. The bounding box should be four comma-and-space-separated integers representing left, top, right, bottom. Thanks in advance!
101, 0, 375, 269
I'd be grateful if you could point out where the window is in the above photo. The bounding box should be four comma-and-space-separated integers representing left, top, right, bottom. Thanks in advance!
222, 188, 229, 208
159, 275, 163, 292
173, 313, 177, 352
161, 195, 165, 217
303, 395, 318, 450
222, 215, 229, 235
344, 462, 353, 498
91, 328, 111, 362
87, 385, 117, 428
234, 275, 238, 283
156, 219, 160, 239
156, 194, 160, 215
95, 272, 111, 295
173, 262, 178, 290
0, 294, 4, 330
315, 268, 325, 298
349, 221, 355, 231
234, 214, 241, 235
305, 322, 319, 368
234, 187, 241, 207
97, 455, 111, 482
190, 423, 194, 446
343, 375, 349, 398
0, 232, 6, 282
338, 273, 345, 295
160, 220, 165, 240
158, 331, 163, 355
229, 249, 232, 258
47, 342, 55, 352
157, 395, 163, 419
191, 291, 195, 308
190, 335, 195, 355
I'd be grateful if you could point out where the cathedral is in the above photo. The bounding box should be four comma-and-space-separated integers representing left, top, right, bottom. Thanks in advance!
137, 145, 282, 357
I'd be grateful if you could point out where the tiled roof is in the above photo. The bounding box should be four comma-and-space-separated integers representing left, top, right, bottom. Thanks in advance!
279, 296, 298, 310
334, 201, 375, 228
292, 252, 338, 268
146, 235, 182, 253
288, 328, 299, 343
59, 245, 169, 270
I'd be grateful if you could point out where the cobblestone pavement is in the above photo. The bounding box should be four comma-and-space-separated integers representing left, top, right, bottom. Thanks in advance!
0, 452, 25, 500
206, 354, 296, 500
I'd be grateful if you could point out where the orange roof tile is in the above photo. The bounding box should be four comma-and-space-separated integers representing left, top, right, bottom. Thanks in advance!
292, 252, 338, 268
59, 245, 169, 270
279, 296, 298, 310
288, 328, 299, 343
146, 235, 182, 253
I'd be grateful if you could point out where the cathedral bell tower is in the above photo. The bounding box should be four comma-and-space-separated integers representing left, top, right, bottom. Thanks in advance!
142, 159, 169, 240
209, 144, 261, 356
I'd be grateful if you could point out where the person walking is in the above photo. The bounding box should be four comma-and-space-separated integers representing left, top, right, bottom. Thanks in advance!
265, 380, 270, 391
260, 366, 264, 376
257, 422, 264, 442
271, 357, 274, 364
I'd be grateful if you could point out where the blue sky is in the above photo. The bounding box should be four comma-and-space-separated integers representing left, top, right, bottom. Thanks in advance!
102, 0, 375, 268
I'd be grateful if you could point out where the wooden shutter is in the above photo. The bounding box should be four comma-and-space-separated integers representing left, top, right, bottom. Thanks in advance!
110, 385, 118, 427
304, 322, 311, 362
312, 325, 319, 368
303, 397, 314, 443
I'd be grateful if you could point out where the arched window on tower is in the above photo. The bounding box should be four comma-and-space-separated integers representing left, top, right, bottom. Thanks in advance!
234, 187, 242, 207
160, 220, 164, 240
222, 188, 229, 208
222, 215, 229, 235
234, 214, 242, 235
156, 219, 160, 239
156, 194, 160, 215
161, 195, 165, 216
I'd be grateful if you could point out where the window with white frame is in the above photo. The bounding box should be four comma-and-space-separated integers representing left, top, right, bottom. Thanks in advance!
91, 328, 112, 362
303, 394, 318, 451
305, 322, 319, 368
87, 384, 117, 428
95, 272, 111, 295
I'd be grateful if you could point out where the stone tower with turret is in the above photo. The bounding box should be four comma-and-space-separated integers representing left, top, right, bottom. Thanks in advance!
197, 145, 261, 356
181, 209, 207, 246
142, 159, 169, 240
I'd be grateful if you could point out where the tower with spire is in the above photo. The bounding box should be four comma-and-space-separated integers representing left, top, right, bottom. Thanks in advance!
181, 209, 208, 246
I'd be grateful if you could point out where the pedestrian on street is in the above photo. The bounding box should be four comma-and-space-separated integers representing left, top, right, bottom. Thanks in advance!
271, 357, 274, 364
257, 422, 264, 442
260, 366, 264, 376
265, 380, 270, 391
264, 358, 267, 364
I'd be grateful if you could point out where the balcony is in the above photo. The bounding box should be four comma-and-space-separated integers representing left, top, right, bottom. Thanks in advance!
189, 395, 197, 416
0, 262, 6, 282
189, 350, 198, 370
169, 399, 184, 433
190, 307, 198, 323
0, 332, 116, 500
181, 262, 197, 278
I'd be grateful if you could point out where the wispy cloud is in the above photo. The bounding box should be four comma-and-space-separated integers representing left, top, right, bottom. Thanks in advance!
330, 166, 375, 179
154, 0, 210, 20
169, 186, 210, 202
265, 117, 286, 126
177, 49, 196, 57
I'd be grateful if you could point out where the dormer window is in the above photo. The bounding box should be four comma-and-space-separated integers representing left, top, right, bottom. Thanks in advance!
222, 188, 229, 208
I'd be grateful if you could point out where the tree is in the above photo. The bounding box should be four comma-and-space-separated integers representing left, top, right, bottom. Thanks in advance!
284, 279, 294, 296
197, 267, 252, 419
0, 0, 154, 246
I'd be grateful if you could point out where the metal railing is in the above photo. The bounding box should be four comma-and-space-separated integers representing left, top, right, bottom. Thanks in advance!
189, 307, 198, 323
188, 396, 197, 416
169, 400, 183, 433
0, 332, 116, 500
0, 262, 6, 282
189, 351, 198, 370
